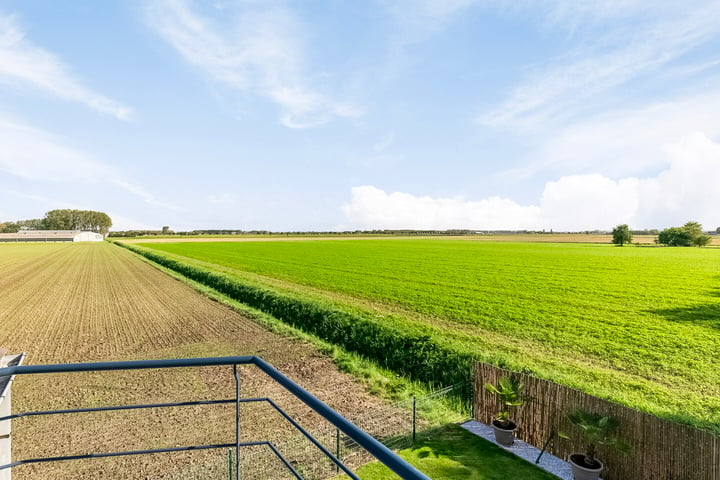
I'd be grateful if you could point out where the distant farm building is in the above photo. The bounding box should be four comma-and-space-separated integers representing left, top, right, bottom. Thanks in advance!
0, 230, 104, 243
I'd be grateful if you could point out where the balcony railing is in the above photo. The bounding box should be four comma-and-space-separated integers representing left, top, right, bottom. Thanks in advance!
0, 355, 431, 479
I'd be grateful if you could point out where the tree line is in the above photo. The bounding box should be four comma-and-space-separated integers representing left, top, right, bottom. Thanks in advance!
613, 222, 713, 247
0, 209, 112, 235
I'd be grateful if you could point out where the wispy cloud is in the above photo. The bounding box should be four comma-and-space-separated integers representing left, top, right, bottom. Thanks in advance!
478, 2, 720, 130
344, 133, 720, 231
0, 12, 132, 120
0, 187, 75, 212
0, 115, 178, 209
0, 116, 110, 182
144, 0, 359, 128
113, 180, 182, 211
499, 88, 720, 180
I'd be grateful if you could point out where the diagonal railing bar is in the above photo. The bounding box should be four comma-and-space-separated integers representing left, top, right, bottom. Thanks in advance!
0, 356, 431, 480
265, 442, 304, 480
252, 356, 432, 480
261, 396, 358, 479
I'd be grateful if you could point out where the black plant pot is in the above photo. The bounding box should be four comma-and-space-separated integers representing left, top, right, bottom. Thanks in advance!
491, 420, 517, 446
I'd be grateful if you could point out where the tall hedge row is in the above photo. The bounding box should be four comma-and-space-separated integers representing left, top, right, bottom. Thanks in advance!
118, 243, 472, 387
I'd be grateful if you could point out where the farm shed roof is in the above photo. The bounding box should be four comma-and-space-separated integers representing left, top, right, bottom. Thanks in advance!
0, 230, 81, 240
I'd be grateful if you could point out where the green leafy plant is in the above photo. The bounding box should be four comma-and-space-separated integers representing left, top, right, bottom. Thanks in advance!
560, 409, 631, 468
484, 376, 525, 428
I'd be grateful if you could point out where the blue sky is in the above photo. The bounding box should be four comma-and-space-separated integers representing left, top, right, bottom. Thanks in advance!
1, 1, 720, 232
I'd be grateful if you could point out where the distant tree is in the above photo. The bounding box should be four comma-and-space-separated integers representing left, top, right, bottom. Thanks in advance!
716, 226, 720, 234
658, 222, 711, 247
658, 227, 691, 246
683, 222, 712, 246
43, 209, 112, 235
0, 222, 19, 233
162, 225, 170, 234
612, 224, 632, 246
695, 234, 712, 247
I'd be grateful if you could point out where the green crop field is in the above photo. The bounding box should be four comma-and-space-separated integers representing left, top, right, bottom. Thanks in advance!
129, 239, 720, 431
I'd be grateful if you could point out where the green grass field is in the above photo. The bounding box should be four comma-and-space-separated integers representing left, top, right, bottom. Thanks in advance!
342, 424, 558, 480
133, 239, 720, 431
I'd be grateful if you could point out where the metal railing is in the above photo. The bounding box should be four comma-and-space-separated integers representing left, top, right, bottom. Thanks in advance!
0, 356, 431, 479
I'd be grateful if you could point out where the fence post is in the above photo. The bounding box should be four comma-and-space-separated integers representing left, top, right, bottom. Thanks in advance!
335, 428, 340, 473
412, 396, 416, 443
0, 353, 24, 480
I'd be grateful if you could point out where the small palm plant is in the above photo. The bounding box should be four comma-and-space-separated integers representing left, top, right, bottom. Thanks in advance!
560, 409, 631, 478
485, 376, 524, 429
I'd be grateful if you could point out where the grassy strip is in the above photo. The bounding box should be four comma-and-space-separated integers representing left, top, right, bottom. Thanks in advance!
338, 424, 559, 480
115, 242, 474, 389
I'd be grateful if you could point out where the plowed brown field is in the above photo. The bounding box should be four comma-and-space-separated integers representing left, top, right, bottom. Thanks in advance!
0, 243, 401, 479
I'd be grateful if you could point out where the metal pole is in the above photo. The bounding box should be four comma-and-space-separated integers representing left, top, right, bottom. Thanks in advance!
0, 384, 10, 480
234, 365, 240, 480
335, 428, 340, 473
412, 396, 416, 443
228, 449, 232, 480
535, 428, 555, 464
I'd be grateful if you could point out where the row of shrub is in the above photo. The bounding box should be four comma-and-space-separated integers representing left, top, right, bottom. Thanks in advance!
117, 242, 473, 387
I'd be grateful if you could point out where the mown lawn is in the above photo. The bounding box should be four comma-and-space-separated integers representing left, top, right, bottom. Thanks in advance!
343, 424, 558, 480
134, 239, 720, 430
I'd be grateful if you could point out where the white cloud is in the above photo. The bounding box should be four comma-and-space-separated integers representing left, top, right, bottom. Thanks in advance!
343, 133, 720, 231
0, 115, 178, 210
478, 2, 720, 130
0, 12, 131, 120
0, 116, 111, 182
503, 89, 720, 179
0, 187, 75, 210
144, 0, 359, 128
112, 180, 182, 211
342, 185, 541, 230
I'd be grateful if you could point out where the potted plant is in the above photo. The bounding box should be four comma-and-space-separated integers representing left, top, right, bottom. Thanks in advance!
484, 376, 524, 446
560, 409, 631, 480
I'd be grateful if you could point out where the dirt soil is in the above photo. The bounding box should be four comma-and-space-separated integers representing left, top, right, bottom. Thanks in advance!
0, 243, 406, 479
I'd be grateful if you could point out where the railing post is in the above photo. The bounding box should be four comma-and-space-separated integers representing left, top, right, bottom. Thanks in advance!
233, 365, 241, 480
0, 383, 9, 480
0, 353, 23, 480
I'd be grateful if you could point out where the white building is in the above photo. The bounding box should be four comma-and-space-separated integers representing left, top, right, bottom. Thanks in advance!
0, 230, 104, 243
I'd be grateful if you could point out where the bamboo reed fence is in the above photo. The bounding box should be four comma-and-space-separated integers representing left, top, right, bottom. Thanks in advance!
473, 361, 720, 480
